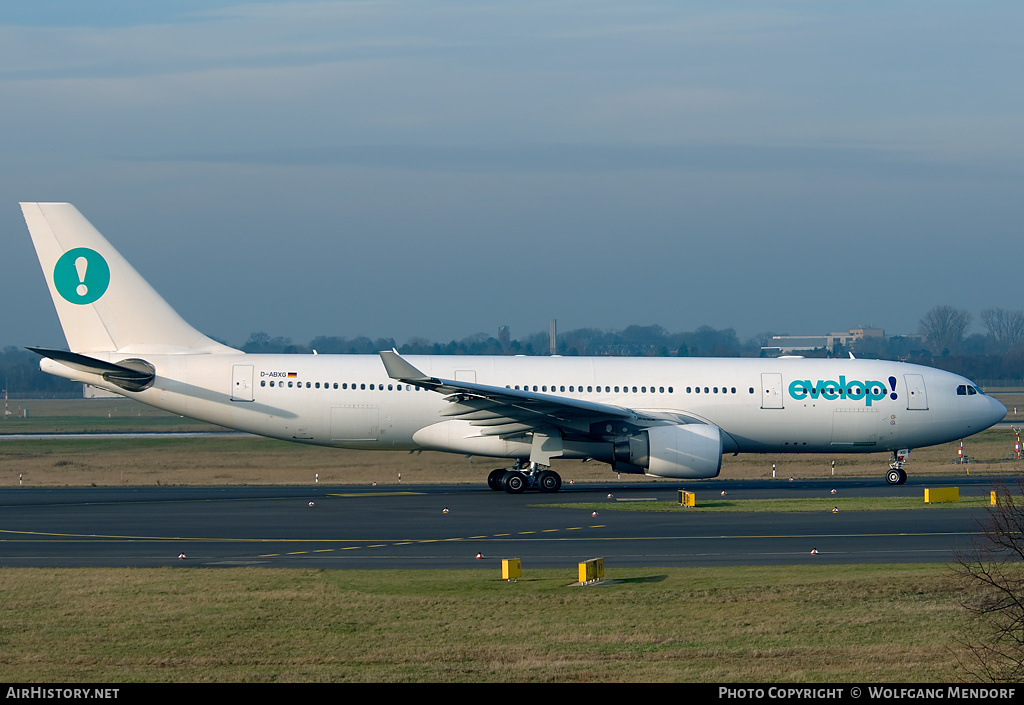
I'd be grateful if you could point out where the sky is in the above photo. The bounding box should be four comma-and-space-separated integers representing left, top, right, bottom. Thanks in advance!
2, 1, 1022, 351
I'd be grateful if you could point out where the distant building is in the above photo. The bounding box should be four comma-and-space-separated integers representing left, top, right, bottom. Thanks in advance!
762, 327, 885, 356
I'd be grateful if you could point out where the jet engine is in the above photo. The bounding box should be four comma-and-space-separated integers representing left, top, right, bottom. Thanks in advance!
613, 423, 723, 479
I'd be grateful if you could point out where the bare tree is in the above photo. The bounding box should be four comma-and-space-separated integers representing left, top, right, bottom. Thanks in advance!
920, 305, 971, 354
981, 308, 1024, 352
953, 478, 1024, 682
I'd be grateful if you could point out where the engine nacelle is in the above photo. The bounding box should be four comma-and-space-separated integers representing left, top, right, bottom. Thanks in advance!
614, 424, 723, 479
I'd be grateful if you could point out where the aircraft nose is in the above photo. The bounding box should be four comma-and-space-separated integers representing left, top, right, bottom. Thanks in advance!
988, 396, 1007, 426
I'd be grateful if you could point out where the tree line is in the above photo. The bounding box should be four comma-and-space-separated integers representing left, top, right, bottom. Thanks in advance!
240, 324, 753, 358
3, 308, 1022, 398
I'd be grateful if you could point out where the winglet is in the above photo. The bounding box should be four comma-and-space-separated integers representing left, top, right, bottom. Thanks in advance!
379, 349, 438, 386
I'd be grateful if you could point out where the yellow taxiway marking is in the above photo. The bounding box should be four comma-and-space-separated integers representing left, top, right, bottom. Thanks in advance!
256, 524, 638, 558
20, 523, 974, 546
8, 523, 973, 562
328, 492, 426, 497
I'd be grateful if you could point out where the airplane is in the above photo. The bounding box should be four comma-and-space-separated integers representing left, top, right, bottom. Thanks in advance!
20, 202, 1007, 493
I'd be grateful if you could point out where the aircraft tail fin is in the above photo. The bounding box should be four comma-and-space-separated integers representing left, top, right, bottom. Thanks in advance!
20, 202, 237, 355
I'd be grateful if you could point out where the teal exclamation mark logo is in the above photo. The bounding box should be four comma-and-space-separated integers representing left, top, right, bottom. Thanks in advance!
54, 248, 110, 305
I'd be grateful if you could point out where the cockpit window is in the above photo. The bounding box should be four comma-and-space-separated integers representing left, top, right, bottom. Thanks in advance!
957, 384, 981, 396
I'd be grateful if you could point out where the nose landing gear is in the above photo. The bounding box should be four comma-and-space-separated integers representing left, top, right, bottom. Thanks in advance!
886, 466, 907, 485
886, 450, 909, 485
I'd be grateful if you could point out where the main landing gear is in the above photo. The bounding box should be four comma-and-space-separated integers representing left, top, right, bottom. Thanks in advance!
886, 450, 908, 485
487, 460, 562, 494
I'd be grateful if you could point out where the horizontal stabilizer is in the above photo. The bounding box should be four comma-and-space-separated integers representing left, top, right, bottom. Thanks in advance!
27, 347, 156, 392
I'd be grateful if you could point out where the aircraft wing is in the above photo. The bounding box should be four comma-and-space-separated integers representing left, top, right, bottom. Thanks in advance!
380, 349, 643, 438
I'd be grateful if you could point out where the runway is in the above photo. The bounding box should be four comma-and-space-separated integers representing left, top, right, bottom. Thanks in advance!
0, 476, 1003, 569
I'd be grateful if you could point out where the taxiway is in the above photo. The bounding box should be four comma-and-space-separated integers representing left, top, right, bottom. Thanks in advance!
0, 476, 1002, 569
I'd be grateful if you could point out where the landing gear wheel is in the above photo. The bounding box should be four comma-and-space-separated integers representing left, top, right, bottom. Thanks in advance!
886, 468, 907, 485
487, 469, 506, 491
537, 470, 562, 493
501, 471, 527, 494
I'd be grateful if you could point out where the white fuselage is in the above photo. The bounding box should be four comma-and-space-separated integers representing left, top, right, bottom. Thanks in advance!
21, 202, 1007, 487
44, 353, 1006, 464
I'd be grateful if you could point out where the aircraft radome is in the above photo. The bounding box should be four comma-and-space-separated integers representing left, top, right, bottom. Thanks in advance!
20, 203, 1007, 493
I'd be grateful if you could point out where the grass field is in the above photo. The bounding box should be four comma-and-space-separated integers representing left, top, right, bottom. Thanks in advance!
539, 495, 996, 513
0, 564, 983, 682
